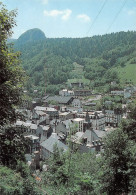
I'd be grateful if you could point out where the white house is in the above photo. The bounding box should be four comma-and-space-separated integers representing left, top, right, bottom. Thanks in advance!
77, 111, 105, 131
59, 89, 74, 97
72, 98, 82, 108
72, 118, 85, 132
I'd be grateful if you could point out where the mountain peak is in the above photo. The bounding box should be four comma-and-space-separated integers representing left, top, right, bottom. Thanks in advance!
17, 28, 46, 44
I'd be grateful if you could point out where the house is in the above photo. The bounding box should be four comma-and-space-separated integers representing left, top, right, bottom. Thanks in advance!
70, 128, 106, 153
124, 87, 133, 99
72, 98, 82, 108
104, 109, 122, 127
32, 110, 49, 125
50, 119, 61, 128
60, 106, 68, 112
84, 102, 96, 108
111, 90, 124, 96
83, 102, 97, 111
15, 120, 32, 135
77, 111, 105, 131
36, 125, 53, 143
59, 89, 74, 96
34, 106, 59, 120
54, 118, 84, 136
74, 90, 92, 96
30, 124, 37, 135
67, 106, 82, 114
89, 111, 105, 131
71, 131, 84, 144
25, 135, 40, 154
45, 96, 74, 105
69, 81, 84, 88
72, 118, 85, 132
30, 98, 42, 110
59, 112, 74, 121
40, 133, 68, 160
55, 120, 73, 136
81, 129, 106, 152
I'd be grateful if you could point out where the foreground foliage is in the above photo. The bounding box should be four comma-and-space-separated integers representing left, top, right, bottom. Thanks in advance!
0, 164, 42, 195
0, 126, 28, 168
0, 2, 25, 125
42, 148, 101, 195
41, 110, 136, 195
100, 128, 136, 194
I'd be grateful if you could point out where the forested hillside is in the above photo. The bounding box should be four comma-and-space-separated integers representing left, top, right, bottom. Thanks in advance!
14, 30, 136, 96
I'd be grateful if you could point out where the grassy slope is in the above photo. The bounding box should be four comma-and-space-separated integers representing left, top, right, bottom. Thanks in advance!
113, 61, 136, 85
67, 62, 90, 86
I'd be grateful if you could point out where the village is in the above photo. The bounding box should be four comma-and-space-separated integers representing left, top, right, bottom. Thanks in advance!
1, 0, 136, 193
14, 80, 136, 170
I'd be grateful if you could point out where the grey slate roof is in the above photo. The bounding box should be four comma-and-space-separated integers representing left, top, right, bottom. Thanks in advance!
35, 110, 46, 116
93, 130, 106, 138
45, 96, 73, 104
83, 130, 92, 139
71, 132, 84, 142
60, 119, 73, 129
83, 129, 106, 140
40, 133, 68, 153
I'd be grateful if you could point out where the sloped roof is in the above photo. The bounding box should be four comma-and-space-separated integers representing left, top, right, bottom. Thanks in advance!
83, 129, 106, 140
60, 119, 73, 129
73, 132, 84, 141
45, 96, 73, 104
30, 124, 37, 130
35, 110, 46, 116
16, 120, 32, 127
34, 106, 57, 112
93, 130, 107, 138
42, 95, 49, 100
50, 119, 61, 126
40, 125, 50, 131
40, 133, 68, 153
82, 130, 92, 139
59, 112, 71, 116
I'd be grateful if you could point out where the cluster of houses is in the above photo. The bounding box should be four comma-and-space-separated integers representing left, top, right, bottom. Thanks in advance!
14, 83, 136, 170
110, 85, 136, 99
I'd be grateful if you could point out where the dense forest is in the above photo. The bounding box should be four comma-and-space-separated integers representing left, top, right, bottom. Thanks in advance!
13, 29, 136, 96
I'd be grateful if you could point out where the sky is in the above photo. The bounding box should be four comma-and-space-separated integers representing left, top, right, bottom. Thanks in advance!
1, 0, 136, 39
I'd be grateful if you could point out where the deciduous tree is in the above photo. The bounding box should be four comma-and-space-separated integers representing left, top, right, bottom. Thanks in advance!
0, 2, 25, 125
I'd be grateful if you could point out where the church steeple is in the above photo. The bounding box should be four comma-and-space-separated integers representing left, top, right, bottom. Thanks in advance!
85, 111, 90, 123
